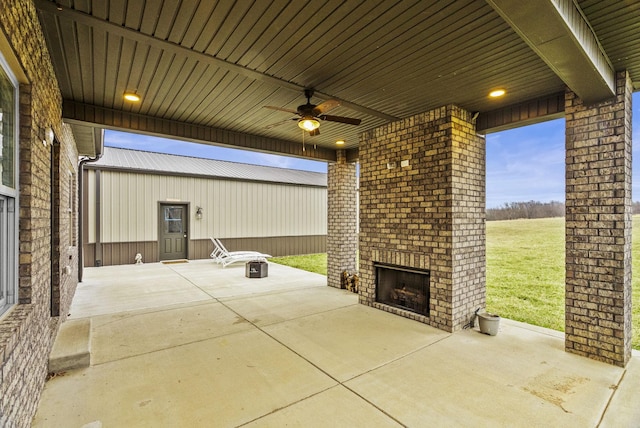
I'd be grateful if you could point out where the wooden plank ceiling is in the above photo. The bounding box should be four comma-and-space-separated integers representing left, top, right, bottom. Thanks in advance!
34, 0, 640, 160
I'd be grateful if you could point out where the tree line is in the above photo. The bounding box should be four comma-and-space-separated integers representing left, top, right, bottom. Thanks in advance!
487, 200, 640, 221
487, 201, 565, 221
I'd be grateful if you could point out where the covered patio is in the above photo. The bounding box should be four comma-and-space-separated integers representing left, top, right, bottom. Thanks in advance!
34, 0, 639, 366
2, 1, 640, 424
33, 261, 640, 426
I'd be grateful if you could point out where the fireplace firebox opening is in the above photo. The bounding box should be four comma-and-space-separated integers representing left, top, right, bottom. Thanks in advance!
375, 263, 430, 316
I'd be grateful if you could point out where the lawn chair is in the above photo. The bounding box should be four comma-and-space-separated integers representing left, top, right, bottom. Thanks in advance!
210, 238, 271, 267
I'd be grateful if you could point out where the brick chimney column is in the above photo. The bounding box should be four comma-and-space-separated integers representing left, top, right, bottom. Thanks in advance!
358, 106, 485, 331
327, 150, 358, 288
565, 71, 633, 367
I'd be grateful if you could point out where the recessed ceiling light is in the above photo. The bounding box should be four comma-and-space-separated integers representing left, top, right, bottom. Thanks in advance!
124, 92, 141, 102
336, 140, 345, 145
489, 89, 506, 98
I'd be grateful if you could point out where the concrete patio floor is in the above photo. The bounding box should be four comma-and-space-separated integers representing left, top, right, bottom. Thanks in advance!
32, 259, 640, 427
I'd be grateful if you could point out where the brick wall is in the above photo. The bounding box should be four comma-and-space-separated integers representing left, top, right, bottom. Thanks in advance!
50, 126, 79, 317
565, 71, 632, 367
0, 0, 79, 426
327, 150, 358, 288
359, 105, 485, 332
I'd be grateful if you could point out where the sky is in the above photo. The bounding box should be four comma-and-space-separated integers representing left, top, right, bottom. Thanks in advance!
105, 92, 640, 209
104, 131, 329, 173
486, 92, 640, 207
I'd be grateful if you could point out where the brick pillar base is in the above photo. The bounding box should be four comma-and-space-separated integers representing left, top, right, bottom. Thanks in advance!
565, 71, 633, 367
327, 150, 357, 288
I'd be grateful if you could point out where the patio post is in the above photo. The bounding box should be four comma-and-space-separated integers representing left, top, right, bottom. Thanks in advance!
327, 150, 358, 288
565, 70, 633, 367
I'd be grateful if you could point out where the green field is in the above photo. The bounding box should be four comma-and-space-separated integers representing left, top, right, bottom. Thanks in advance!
487, 216, 640, 350
271, 217, 640, 349
486, 217, 566, 332
270, 253, 327, 276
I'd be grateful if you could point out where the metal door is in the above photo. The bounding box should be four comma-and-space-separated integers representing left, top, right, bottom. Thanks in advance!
159, 204, 188, 260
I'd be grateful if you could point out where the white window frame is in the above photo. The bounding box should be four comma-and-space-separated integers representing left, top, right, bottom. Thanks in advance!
0, 50, 19, 317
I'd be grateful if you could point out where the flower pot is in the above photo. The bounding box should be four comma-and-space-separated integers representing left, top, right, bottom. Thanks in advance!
477, 312, 500, 336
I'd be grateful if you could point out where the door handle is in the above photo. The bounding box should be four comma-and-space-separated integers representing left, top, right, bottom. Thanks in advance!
183, 234, 187, 238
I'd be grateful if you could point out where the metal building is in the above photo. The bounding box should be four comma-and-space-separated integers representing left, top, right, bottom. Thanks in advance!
83, 147, 327, 266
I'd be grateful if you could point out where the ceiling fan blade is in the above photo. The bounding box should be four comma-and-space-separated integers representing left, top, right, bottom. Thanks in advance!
265, 118, 297, 129
319, 114, 361, 126
313, 99, 341, 115
263, 105, 299, 114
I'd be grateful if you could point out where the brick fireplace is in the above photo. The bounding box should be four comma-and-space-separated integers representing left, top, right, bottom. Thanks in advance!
359, 105, 486, 332
375, 263, 430, 316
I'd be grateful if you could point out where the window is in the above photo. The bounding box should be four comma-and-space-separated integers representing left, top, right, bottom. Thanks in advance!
163, 206, 184, 234
0, 52, 18, 316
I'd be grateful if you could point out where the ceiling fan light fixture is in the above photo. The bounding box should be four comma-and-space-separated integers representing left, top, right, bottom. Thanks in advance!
298, 117, 320, 131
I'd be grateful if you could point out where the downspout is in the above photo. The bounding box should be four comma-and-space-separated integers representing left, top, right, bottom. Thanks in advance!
77, 154, 102, 282
50, 134, 57, 316
78, 127, 104, 281
94, 169, 101, 266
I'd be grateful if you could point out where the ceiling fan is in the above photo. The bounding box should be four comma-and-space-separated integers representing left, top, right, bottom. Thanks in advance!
263, 89, 361, 136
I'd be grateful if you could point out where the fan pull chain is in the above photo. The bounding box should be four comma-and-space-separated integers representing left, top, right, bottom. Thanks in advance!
302, 129, 306, 152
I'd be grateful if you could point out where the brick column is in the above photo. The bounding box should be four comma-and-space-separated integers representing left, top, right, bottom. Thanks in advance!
327, 150, 358, 288
565, 71, 633, 367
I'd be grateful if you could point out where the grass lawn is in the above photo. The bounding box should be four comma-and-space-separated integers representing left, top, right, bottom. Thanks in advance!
271, 216, 640, 349
270, 253, 327, 276
486, 217, 566, 332
487, 216, 640, 350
